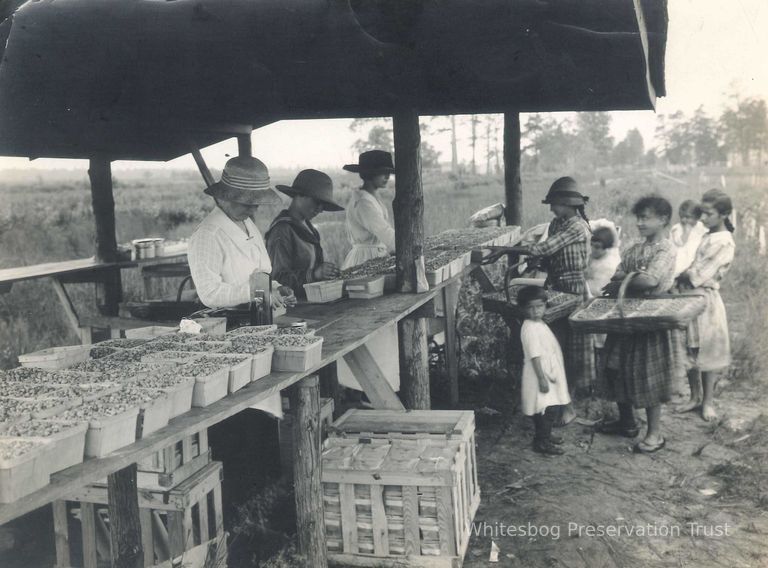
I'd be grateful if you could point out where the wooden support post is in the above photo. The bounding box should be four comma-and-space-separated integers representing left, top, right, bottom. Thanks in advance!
51, 279, 81, 339
343, 345, 405, 411
443, 281, 461, 406
503, 112, 523, 227
398, 318, 431, 410
52, 501, 70, 568
107, 464, 144, 568
392, 109, 425, 293
237, 133, 252, 158
81, 502, 98, 568
392, 109, 431, 410
190, 147, 215, 187
290, 375, 327, 568
318, 362, 341, 419
88, 158, 122, 316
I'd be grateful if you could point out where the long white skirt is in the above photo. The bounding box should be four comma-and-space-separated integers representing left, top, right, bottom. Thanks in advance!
342, 244, 388, 270
688, 288, 730, 372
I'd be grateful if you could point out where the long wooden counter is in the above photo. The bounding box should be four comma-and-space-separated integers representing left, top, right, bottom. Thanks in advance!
0, 272, 460, 525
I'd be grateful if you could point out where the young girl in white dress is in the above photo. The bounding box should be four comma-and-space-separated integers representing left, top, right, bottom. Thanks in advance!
675, 190, 736, 422
517, 285, 571, 456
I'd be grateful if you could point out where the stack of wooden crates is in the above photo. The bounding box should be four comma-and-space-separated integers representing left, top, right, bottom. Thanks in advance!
322, 410, 480, 567
53, 428, 226, 568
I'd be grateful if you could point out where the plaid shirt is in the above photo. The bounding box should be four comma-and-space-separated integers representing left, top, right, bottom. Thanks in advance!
617, 239, 677, 294
528, 216, 590, 294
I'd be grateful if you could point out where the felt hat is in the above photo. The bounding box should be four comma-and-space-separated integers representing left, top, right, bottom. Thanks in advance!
343, 150, 395, 174
541, 176, 589, 206
204, 156, 282, 206
276, 169, 344, 212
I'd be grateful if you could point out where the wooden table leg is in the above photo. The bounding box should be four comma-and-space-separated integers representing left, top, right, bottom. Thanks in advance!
291, 375, 327, 568
107, 464, 143, 568
81, 502, 98, 568
443, 281, 461, 406
52, 501, 70, 568
398, 317, 430, 410
343, 345, 405, 411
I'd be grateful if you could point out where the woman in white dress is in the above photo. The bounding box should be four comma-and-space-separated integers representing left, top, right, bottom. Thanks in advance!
341, 150, 396, 270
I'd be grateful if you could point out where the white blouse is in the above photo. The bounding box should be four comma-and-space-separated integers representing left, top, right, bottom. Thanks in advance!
188, 207, 272, 309
345, 190, 396, 253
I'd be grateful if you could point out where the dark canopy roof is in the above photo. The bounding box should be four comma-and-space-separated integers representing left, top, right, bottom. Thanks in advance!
0, 0, 667, 161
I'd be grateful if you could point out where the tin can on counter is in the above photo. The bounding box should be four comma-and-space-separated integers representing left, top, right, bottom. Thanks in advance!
132, 238, 156, 259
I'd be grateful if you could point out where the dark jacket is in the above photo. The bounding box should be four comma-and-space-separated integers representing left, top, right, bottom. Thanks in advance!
265, 210, 324, 298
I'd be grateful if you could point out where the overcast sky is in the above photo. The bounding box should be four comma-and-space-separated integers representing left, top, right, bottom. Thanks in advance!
1, 0, 766, 173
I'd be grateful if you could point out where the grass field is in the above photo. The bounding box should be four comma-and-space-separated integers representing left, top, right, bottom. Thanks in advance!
0, 166, 765, 372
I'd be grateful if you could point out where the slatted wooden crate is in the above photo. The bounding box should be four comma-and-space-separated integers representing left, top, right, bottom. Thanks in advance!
322, 437, 474, 568
137, 429, 210, 490
54, 461, 224, 568
328, 410, 480, 520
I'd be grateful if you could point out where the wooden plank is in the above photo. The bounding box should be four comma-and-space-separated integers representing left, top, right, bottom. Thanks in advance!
52, 501, 70, 568
470, 265, 496, 294
212, 484, 224, 535
0, 257, 129, 286
190, 147, 215, 187
81, 502, 98, 568
340, 484, 357, 554
167, 511, 185, 558
140, 508, 155, 567
392, 109, 426, 294
198, 492, 210, 543
0, 286, 455, 526
328, 552, 459, 568
107, 464, 143, 568
51, 279, 82, 338
503, 112, 523, 227
370, 485, 388, 556
402, 486, 420, 556
291, 375, 327, 567
152, 511, 171, 562
342, 344, 404, 411
442, 281, 461, 405
436, 487, 457, 556
398, 318, 430, 410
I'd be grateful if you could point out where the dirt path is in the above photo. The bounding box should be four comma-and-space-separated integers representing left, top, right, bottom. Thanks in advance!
462, 377, 768, 568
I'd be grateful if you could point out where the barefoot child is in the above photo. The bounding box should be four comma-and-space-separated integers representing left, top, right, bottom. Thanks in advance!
518, 285, 571, 455
598, 196, 686, 453
670, 200, 707, 277
675, 190, 735, 421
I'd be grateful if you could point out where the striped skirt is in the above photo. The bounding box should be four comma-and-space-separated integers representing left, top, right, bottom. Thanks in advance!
603, 329, 687, 408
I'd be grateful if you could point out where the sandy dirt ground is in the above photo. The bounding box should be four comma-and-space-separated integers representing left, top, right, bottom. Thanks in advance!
462, 377, 768, 568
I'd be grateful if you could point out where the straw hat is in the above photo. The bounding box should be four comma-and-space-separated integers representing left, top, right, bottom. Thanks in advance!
204, 156, 282, 206
276, 169, 344, 212
343, 150, 395, 174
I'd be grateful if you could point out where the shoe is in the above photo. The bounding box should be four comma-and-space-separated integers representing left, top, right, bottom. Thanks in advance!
533, 440, 565, 455
549, 435, 564, 445
633, 437, 666, 454
596, 419, 639, 438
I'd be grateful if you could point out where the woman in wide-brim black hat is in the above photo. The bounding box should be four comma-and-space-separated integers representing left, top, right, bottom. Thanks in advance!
265, 169, 344, 298
341, 150, 397, 270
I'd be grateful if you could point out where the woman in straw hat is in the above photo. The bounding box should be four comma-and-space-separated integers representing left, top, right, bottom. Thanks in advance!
341, 150, 396, 270
188, 155, 297, 311
265, 169, 344, 298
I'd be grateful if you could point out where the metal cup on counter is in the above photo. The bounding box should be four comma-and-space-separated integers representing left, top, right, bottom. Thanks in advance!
131, 237, 165, 260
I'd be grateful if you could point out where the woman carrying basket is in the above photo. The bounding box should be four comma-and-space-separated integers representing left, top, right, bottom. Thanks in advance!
487, 177, 594, 426
598, 196, 686, 454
